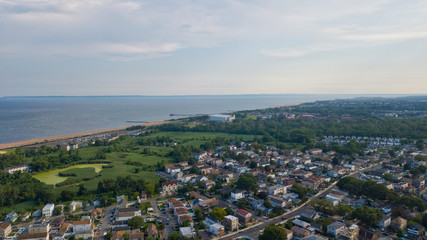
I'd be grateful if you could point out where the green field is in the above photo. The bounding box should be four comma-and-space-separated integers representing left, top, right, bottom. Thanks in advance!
31, 131, 257, 193
33, 164, 107, 185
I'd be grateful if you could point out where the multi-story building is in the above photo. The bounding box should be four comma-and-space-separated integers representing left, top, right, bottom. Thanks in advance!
224, 215, 239, 231
209, 223, 225, 236
162, 180, 178, 197
72, 219, 94, 239
235, 209, 252, 225
42, 203, 55, 217
0, 222, 12, 239
29, 223, 50, 234
327, 221, 346, 237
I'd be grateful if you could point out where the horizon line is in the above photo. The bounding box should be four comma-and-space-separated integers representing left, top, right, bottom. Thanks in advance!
1, 93, 425, 99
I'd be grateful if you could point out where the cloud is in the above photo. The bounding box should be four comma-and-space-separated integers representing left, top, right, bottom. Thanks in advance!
1, 0, 427, 61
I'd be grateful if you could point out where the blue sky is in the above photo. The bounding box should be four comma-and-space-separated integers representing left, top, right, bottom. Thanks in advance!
1, 0, 427, 96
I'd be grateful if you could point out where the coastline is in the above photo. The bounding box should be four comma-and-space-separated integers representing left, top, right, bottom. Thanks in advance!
0, 103, 300, 151
0, 120, 170, 150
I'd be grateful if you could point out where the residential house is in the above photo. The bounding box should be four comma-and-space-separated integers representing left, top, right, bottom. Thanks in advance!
269, 196, 291, 208
284, 228, 293, 240
73, 219, 94, 239
407, 223, 424, 239
302, 176, 324, 189
209, 223, 225, 236
69, 201, 83, 212
29, 223, 50, 234
267, 185, 287, 195
391, 217, 407, 231
359, 228, 377, 240
5, 212, 18, 223
162, 180, 178, 197
230, 191, 245, 201
179, 227, 195, 238
293, 219, 311, 229
327, 221, 346, 237
21, 212, 31, 222
291, 226, 310, 238
50, 217, 65, 230
42, 203, 55, 217
0, 222, 12, 239
203, 180, 216, 189
224, 215, 238, 231
235, 209, 252, 225
147, 224, 159, 239
300, 209, 320, 222
378, 214, 391, 229
339, 224, 359, 240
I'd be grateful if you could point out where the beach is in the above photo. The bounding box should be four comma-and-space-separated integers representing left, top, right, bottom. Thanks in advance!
0, 120, 169, 150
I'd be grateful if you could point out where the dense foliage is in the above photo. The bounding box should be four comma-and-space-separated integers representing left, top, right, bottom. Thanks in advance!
338, 177, 426, 211
0, 171, 54, 208
259, 225, 287, 240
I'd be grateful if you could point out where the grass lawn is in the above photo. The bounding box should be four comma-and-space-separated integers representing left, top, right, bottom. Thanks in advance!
32, 131, 257, 193
0, 201, 38, 216
33, 164, 107, 185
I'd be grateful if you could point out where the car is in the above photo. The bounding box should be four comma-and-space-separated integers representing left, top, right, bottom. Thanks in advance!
282, 216, 287, 220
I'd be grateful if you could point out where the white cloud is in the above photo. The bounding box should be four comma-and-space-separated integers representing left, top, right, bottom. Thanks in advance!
1, 0, 427, 61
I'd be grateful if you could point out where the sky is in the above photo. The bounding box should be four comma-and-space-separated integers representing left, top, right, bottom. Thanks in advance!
1, 0, 427, 96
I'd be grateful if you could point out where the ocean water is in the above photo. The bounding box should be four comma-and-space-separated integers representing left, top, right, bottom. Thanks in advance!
0, 94, 398, 144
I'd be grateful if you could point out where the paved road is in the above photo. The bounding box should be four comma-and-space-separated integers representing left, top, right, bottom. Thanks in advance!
148, 198, 174, 239
219, 161, 386, 240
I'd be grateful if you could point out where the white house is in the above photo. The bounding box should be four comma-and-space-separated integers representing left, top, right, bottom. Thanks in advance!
231, 191, 245, 201
69, 201, 83, 212
73, 219, 94, 239
327, 221, 346, 237
42, 203, 55, 217
267, 185, 287, 195
209, 223, 225, 236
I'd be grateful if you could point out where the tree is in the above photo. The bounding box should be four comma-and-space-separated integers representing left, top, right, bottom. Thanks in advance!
259, 224, 287, 240
264, 200, 272, 208
210, 207, 227, 221
61, 190, 76, 201
311, 199, 334, 215
128, 216, 145, 229
416, 139, 424, 150
225, 207, 233, 215
237, 199, 249, 209
249, 161, 258, 169
78, 184, 87, 196
145, 183, 155, 196
351, 206, 383, 227
236, 173, 259, 192
167, 232, 185, 240
335, 204, 354, 217
257, 191, 268, 200
381, 173, 393, 182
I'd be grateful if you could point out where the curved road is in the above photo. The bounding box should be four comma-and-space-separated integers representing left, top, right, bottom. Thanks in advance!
219, 161, 385, 240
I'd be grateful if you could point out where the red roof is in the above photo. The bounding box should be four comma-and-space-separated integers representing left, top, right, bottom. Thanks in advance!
236, 209, 251, 217
163, 180, 177, 186
0, 221, 11, 229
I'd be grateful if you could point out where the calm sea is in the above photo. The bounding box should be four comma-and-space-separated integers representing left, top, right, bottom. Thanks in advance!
0, 94, 401, 144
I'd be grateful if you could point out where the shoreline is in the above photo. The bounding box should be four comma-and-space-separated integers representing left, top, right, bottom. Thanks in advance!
0, 120, 170, 150
0, 103, 300, 151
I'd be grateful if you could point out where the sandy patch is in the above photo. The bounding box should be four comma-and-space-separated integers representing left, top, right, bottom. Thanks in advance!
0, 120, 170, 150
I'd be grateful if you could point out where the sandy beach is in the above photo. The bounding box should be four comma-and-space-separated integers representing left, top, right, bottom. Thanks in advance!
0, 120, 170, 150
